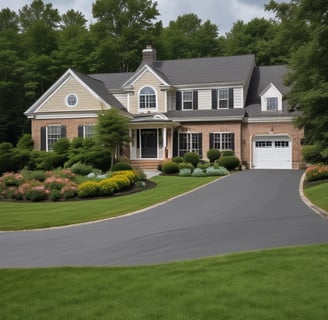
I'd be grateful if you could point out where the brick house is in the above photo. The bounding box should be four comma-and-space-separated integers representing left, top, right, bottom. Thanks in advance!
24, 45, 304, 169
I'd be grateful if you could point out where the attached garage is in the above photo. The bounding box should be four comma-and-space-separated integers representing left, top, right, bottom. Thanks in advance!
253, 135, 292, 169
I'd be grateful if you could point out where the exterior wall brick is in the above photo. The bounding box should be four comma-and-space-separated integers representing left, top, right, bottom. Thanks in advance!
31, 117, 97, 150
177, 122, 242, 160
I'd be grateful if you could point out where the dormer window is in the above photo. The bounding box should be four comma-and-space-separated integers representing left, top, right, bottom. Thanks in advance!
266, 97, 278, 111
139, 86, 156, 110
260, 83, 282, 111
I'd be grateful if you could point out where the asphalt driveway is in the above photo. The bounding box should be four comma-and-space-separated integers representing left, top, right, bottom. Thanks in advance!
0, 170, 328, 267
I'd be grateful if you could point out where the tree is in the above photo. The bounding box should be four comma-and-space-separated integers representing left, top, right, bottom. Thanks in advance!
158, 13, 224, 60
95, 109, 131, 168
91, 0, 161, 72
268, 0, 328, 151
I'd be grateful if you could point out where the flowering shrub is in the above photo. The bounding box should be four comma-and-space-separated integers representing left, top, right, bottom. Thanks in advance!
98, 179, 116, 196
44, 177, 71, 191
305, 165, 328, 182
0, 172, 24, 186
61, 183, 78, 200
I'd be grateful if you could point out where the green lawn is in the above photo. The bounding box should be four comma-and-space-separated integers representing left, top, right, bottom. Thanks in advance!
304, 181, 328, 212
0, 176, 218, 231
1, 244, 328, 319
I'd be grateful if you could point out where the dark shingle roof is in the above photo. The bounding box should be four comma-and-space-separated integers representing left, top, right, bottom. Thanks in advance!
152, 55, 256, 85
74, 70, 127, 111
90, 72, 133, 90
167, 109, 245, 120
246, 65, 289, 106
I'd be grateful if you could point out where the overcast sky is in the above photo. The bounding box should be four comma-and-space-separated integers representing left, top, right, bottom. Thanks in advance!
0, 0, 286, 34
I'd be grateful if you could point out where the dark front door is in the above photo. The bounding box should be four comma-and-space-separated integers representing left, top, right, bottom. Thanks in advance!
141, 129, 157, 158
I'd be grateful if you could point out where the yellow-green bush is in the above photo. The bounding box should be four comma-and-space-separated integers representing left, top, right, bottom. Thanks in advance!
111, 170, 138, 184
110, 176, 131, 190
98, 179, 117, 195
78, 181, 100, 198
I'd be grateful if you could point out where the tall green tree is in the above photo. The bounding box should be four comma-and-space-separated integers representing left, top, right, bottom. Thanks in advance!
268, 0, 328, 151
158, 13, 224, 60
95, 109, 131, 168
91, 0, 161, 72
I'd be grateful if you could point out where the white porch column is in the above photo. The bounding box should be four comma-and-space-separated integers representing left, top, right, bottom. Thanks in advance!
163, 127, 167, 159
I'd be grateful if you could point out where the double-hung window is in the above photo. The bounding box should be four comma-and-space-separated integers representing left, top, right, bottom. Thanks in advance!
219, 89, 229, 109
266, 97, 278, 111
139, 86, 156, 110
78, 125, 95, 138
178, 133, 202, 157
182, 91, 193, 110
210, 132, 234, 151
47, 125, 62, 151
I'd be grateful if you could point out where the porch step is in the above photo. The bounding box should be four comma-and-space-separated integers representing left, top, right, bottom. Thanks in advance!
130, 160, 163, 170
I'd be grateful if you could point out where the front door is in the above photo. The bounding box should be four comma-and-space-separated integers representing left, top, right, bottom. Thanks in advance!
141, 129, 158, 158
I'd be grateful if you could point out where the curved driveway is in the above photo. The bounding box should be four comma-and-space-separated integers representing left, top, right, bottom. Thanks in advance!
1, 170, 328, 267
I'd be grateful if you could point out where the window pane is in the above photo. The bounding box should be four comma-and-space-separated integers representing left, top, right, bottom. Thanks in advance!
139, 87, 156, 109
219, 89, 229, 108
183, 91, 193, 110
221, 133, 232, 150
267, 97, 278, 111
84, 125, 95, 138
47, 126, 61, 151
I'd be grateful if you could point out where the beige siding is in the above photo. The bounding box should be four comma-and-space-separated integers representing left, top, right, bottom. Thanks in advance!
233, 87, 243, 108
130, 70, 166, 114
39, 76, 104, 113
198, 90, 211, 110
113, 93, 128, 109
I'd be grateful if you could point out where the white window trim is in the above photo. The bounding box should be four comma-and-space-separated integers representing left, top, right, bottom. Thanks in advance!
182, 90, 193, 110
65, 93, 78, 107
212, 132, 234, 151
260, 83, 283, 111
138, 85, 158, 112
46, 125, 62, 151
218, 88, 229, 109
178, 132, 202, 157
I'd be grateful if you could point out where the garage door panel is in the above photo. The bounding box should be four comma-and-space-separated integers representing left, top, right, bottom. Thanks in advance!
253, 136, 292, 169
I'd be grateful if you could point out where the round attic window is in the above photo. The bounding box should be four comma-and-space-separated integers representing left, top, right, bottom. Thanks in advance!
66, 94, 78, 107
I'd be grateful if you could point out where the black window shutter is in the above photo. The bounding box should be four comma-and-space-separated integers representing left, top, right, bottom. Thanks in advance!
173, 130, 178, 157
209, 133, 214, 149
41, 127, 46, 151
176, 91, 182, 110
193, 90, 198, 110
78, 126, 84, 138
212, 89, 218, 109
198, 133, 203, 157
229, 88, 234, 109
230, 133, 235, 151
61, 125, 67, 137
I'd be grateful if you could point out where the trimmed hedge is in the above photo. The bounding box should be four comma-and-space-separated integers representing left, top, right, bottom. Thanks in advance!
183, 152, 200, 167
218, 156, 240, 170
207, 149, 220, 163
111, 162, 133, 171
302, 145, 323, 164
162, 162, 179, 174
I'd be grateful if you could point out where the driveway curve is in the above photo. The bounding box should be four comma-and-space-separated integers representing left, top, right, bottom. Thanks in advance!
1, 170, 328, 267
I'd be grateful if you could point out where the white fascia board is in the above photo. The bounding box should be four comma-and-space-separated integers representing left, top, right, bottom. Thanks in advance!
173, 82, 244, 89
259, 82, 281, 97
246, 116, 294, 123
170, 116, 244, 122
122, 64, 170, 88
34, 112, 99, 120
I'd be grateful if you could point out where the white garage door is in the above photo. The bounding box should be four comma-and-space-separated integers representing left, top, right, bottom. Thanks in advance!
253, 136, 292, 169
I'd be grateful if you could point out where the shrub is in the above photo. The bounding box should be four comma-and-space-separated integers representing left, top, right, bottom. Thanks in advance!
192, 168, 206, 177
50, 189, 62, 202
112, 170, 138, 184
2, 186, 17, 200
98, 179, 116, 196
157, 163, 162, 171
29, 186, 48, 202
302, 145, 323, 164
16, 134, 34, 150
205, 166, 228, 176
183, 152, 200, 167
305, 165, 328, 182
27, 170, 46, 182
162, 161, 179, 174
207, 149, 221, 163
178, 162, 194, 171
0, 172, 24, 186
221, 150, 234, 157
61, 183, 78, 200
172, 156, 184, 164
179, 168, 192, 176
218, 156, 240, 170
44, 177, 70, 191
78, 181, 100, 198
110, 176, 131, 190
111, 161, 132, 171
53, 138, 70, 156
197, 163, 211, 170
71, 162, 94, 176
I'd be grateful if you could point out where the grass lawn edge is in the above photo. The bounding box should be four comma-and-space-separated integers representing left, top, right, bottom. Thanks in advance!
0, 176, 223, 232
300, 171, 328, 219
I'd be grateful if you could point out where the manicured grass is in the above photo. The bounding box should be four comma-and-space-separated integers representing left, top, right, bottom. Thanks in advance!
0, 176, 218, 231
304, 181, 328, 212
1, 244, 328, 319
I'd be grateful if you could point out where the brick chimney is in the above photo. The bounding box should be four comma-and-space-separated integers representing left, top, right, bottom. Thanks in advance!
142, 44, 157, 64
